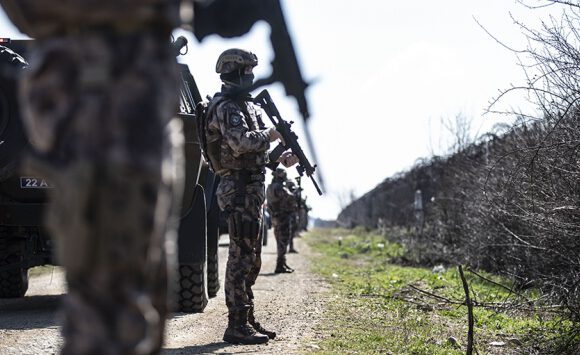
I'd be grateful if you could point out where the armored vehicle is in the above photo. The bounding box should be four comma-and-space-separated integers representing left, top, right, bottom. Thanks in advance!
0, 37, 220, 313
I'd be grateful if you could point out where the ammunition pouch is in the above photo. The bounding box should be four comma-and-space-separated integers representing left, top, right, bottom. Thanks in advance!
220, 148, 269, 172
228, 169, 265, 207
229, 169, 265, 183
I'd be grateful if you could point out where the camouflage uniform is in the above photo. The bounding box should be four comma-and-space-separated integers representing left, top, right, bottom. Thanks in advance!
211, 93, 269, 314
298, 196, 310, 231
0, 1, 182, 354
288, 206, 299, 253
208, 49, 275, 344
266, 169, 298, 273
285, 179, 300, 254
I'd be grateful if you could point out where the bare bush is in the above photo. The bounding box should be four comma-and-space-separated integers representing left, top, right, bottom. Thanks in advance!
338, 2, 580, 351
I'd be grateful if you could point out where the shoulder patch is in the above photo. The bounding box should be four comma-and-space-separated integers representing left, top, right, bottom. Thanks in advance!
228, 112, 243, 127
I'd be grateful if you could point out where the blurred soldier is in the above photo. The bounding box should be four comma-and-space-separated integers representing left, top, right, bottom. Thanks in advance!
298, 196, 311, 231
206, 48, 298, 344
293, 176, 310, 233
285, 179, 299, 254
266, 167, 298, 273
0, 1, 183, 354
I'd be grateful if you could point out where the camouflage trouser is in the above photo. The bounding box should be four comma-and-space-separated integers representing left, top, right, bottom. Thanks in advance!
21, 32, 181, 354
299, 207, 308, 230
289, 212, 299, 250
216, 175, 265, 318
272, 214, 292, 262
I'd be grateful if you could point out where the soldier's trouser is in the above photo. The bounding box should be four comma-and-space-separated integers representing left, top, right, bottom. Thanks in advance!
218, 179, 265, 321
288, 213, 298, 251
273, 216, 292, 263
225, 210, 263, 318
20, 32, 181, 355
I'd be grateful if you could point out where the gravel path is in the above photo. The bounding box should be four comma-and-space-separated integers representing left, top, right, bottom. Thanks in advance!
0, 234, 329, 354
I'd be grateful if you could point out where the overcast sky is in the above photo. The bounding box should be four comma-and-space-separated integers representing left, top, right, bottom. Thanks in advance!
0, 1, 563, 220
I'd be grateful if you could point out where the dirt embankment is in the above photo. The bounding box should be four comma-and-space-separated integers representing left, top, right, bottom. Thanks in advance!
0, 235, 329, 354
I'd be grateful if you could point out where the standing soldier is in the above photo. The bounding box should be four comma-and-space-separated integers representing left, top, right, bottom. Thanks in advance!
295, 177, 311, 232
266, 168, 298, 273
414, 189, 424, 233
0, 1, 183, 354
206, 48, 298, 345
298, 195, 311, 231
285, 179, 299, 254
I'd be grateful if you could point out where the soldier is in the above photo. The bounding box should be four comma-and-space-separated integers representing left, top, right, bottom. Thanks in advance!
266, 167, 298, 273
298, 195, 311, 231
285, 179, 300, 254
206, 48, 298, 345
414, 189, 424, 233
0, 1, 183, 354
292, 176, 310, 233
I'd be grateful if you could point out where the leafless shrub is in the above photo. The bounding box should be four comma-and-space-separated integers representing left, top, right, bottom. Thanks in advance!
338, 3, 580, 351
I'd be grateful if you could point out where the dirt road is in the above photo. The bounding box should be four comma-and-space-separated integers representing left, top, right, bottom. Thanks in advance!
0, 235, 329, 354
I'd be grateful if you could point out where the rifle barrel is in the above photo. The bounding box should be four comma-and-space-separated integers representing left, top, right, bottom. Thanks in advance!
254, 89, 323, 195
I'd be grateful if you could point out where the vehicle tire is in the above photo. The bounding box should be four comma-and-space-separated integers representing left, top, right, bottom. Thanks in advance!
206, 194, 220, 298
207, 252, 219, 298
176, 183, 209, 313
0, 251, 29, 298
177, 262, 208, 313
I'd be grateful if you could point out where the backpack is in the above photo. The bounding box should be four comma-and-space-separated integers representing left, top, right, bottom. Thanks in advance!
195, 95, 225, 173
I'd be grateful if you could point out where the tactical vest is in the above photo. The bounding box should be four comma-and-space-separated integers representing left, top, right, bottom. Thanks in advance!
266, 180, 296, 217
205, 95, 269, 175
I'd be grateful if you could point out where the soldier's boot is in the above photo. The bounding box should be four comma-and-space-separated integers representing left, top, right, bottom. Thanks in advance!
275, 259, 294, 273
223, 309, 269, 345
248, 305, 276, 339
284, 262, 295, 272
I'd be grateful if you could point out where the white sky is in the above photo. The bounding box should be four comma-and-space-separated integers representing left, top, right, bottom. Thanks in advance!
0, 1, 563, 220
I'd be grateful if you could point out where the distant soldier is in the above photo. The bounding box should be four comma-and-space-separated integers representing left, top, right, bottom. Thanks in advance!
206, 48, 298, 344
414, 189, 424, 233
266, 168, 298, 272
0, 1, 183, 353
285, 179, 300, 254
293, 176, 310, 233
298, 197, 311, 231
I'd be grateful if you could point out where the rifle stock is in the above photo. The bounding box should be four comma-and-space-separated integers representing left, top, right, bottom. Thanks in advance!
254, 89, 322, 196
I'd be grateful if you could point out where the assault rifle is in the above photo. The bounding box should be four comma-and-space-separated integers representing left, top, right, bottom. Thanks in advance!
253, 89, 322, 196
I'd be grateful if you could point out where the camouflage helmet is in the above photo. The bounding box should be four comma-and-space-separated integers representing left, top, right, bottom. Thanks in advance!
272, 167, 287, 180
215, 48, 258, 74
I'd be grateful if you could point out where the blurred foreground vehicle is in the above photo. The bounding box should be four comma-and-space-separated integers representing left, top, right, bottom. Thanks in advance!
0, 38, 220, 312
